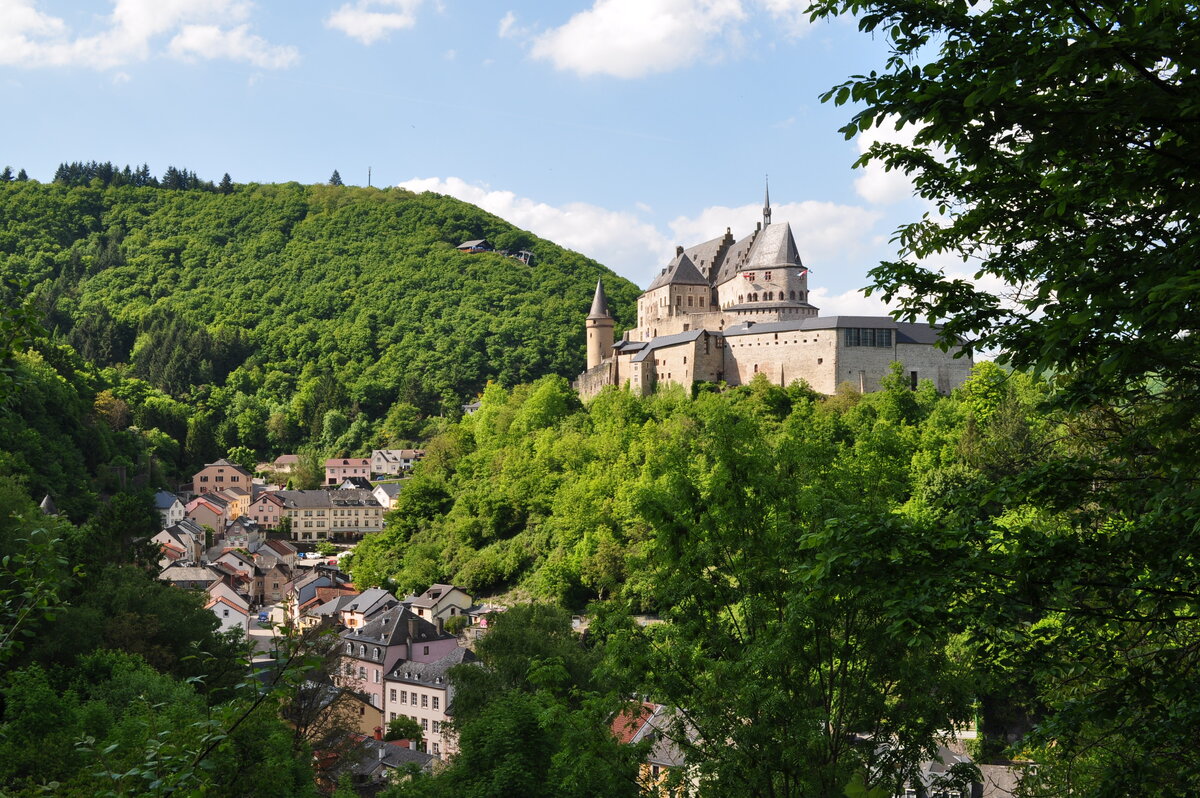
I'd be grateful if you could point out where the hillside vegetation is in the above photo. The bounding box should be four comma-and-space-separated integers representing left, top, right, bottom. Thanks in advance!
0, 178, 639, 486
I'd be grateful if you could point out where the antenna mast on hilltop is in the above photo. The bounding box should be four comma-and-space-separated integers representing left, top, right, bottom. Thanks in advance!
368, 166, 372, 188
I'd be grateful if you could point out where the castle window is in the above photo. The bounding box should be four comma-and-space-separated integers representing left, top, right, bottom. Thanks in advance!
790, 290, 796, 300
764, 271, 772, 281
688, 296, 693, 307
738, 295, 744, 304
699, 297, 705, 307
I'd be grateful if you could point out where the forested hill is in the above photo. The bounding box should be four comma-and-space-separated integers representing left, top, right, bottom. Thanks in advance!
0, 177, 639, 423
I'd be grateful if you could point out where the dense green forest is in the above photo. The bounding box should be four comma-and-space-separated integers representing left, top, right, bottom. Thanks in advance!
0, 174, 639, 502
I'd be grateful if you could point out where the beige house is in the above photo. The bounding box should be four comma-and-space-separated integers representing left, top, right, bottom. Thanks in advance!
217, 487, 250, 521
325, 457, 371, 486
276, 489, 384, 542
404, 584, 472, 623
371, 449, 425, 477
192, 458, 253, 495
575, 190, 972, 399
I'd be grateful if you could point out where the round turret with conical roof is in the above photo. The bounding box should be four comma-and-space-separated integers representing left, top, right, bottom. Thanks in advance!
586, 278, 614, 369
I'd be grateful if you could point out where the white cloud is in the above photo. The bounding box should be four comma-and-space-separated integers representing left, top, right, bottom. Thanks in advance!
756, 0, 812, 36
530, 0, 746, 79
854, 120, 922, 205
0, 0, 294, 69
808, 285, 897, 316
325, 0, 423, 44
498, 10, 523, 39
169, 24, 298, 68
397, 176, 673, 283
111, 70, 130, 83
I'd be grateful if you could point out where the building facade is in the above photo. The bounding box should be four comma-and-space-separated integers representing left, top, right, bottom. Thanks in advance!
275, 489, 385, 542
576, 190, 972, 398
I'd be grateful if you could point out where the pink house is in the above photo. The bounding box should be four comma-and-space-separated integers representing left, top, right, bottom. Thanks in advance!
248, 491, 285, 529
325, 457, 371, 486
337, 606, 458, 712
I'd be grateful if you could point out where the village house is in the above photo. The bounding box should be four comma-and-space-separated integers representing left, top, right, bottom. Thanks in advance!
158, 563, 220, 590
340, 587, 400, 629
248, 491, 285, 529
217, 486, 251, 521
403, 584, 472, 623
371, 449, 425, 477
205, 581, 251, 633
185, 494, 227, 534
154, 489, 185, 528
275, 489, 384, 542
192, 458, 253, 495
151, 520, 205, 568
338, 606, 459, 712
384, 647, 478, 757
611, 702, 692, 796
325, 457, 371, 486
284, 568, 355, 626
372, 482, 402, 510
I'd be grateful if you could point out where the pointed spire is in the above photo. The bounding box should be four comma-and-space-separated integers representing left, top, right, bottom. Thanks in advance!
763, 175, 772, 227
587, 278, 612, 319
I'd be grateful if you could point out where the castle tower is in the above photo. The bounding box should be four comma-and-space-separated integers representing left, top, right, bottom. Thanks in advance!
586, 278, 614, 369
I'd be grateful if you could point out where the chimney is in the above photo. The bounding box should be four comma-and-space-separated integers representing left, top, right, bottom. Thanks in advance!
407, 617, 417, 639
675, 245, 683, 256
374, 726, 383, 741
436, 617, 444, 635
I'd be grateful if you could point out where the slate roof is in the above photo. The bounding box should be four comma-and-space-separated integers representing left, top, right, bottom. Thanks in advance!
342, 604, 452, 650
344, 587, 399, 617
744, 221, 804, 271
202, 458, 252, 477
630, 329, 707, 363
646, 253, 710, 291
587, 278, 612, 320
344, 736, 436, 778
387, 646, 478, 686
154, 490, 181, 510
374, 483, 402, 500
275, 489, 381, 509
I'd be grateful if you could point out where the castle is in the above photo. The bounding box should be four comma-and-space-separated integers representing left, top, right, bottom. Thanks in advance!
575, 188, 972, 398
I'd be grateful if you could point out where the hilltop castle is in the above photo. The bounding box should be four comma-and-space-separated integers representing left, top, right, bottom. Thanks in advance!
575, 187, 972, 398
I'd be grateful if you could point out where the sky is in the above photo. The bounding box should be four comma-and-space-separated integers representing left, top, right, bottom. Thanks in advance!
0, 0, 959, 314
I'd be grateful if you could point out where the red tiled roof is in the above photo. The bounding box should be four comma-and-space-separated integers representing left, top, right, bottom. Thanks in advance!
610, 702, 657, 745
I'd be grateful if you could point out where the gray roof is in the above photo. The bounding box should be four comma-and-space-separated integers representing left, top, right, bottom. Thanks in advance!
310, 594, 360, 617
342, 604, 452, 650
375, 482, 402, 499
387, 646, 478, 686
712, 230, 761, 285
203, 458, 252, 476
743, 221, 804, 271
612, 339, 647, 353
680, 230, 735, 283
347, 737, 436, 777
646, 253, 710, 291
275, 489, 381, 509
630, 329, 707, 364
159, 565, 218, 584
345, 587, 399, 616
154, 490, 181, 510
587, 278, 612, 320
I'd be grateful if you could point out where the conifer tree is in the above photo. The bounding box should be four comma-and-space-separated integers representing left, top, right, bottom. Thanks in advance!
0, 166, 12, 181
219, 173, 233, 194
15, 169, 27, 181
328, 170, 343, 186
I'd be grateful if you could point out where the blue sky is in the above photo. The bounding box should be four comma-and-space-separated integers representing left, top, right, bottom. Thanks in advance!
0, 1, 964, 311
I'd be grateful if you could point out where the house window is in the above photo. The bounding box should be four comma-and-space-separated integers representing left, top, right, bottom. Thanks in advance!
411, 691, 417, 704
423, 645, 429, 655
432, 721, 440, 733
433, 743, 440, 755
345, 663, 353, 676
374, 647, 380, 659
432, 696, 439, 710
346, 643, 353, 654
374, 669, 380, 683
358, 667, 366, 679
390, 689, 397, 702
421, 718, 428, 730
401, 692, 407, 704
421, 694, 428, 708
390, 712, 396, 721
